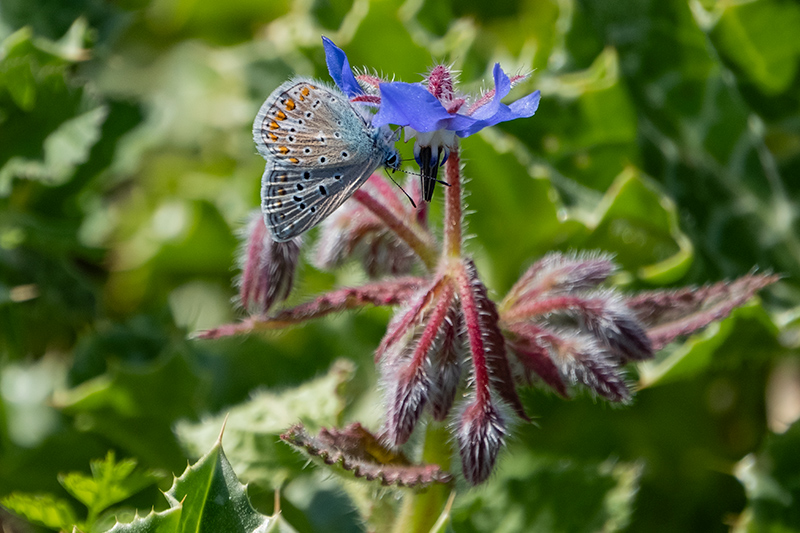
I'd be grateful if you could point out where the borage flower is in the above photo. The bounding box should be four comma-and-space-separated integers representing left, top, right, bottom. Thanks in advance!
323, 37, 541, 201
202, 38, 778, 493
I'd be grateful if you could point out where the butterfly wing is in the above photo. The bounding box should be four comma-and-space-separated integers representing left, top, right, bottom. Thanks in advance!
261, 160, 378, 241
253, 78, 377, 170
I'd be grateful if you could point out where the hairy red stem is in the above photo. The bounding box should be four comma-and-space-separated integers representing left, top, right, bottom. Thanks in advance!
443, 147, 462, 258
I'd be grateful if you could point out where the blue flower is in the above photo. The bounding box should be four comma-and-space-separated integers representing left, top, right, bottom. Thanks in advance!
321, 37, 541, 201
373, 64, 541, 138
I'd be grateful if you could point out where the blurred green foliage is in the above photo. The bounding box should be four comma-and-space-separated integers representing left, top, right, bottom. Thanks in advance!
1, 0, 799, 532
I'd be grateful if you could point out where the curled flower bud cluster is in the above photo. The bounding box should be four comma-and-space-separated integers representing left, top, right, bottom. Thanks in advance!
376, 258, 532, 485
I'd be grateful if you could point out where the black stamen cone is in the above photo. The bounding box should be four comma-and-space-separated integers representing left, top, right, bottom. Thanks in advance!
418, 146, 440, 202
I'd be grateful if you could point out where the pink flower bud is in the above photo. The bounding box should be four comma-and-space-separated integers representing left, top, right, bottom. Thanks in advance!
545, 332, 631, 402
504, 251, 616, 308
456, 398, 507, 486
383, 360, 429, 446
576, 291, 652, 362
426, 65, 456, 103
237, 211, 301, 315
427, 306, 464, 421
505, 322, 569, 397
500, 252, 654, 401
313, 175, 424, 277
459, 259, 529, 421
379, 278, 458, 445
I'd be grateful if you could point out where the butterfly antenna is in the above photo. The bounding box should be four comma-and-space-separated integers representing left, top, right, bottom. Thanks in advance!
383, 168, 417, 208
395, 166, 451, 188
391, 127, 403, 142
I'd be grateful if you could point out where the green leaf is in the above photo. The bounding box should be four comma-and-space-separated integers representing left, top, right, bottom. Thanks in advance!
165, 435, 272, 533
1, 53, 37, 110
712, 0, 800, 95
514, 46, 639, 191
0, 492, 80, 531
583, 167, 693, 283
53, 350, 204, 469
175, 359, 355, 489
109, 436, 302, 533
0, 19, 104, 195
57, 451, 163, 520
0, 105, 108, 190
451, 450, 642, 533
734, 420, 800, 532
108, 507, 183, 533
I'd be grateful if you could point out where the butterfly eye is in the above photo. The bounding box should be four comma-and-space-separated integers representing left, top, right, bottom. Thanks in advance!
386, 154, 398, 167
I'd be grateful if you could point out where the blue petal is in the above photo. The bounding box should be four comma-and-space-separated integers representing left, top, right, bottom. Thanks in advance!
469, 64, 511, 121
455, 89, 541, 137
373, 82, 456, 131
322, 36, 362, 98
455, 110, 514, 137
509, 90, 541, 119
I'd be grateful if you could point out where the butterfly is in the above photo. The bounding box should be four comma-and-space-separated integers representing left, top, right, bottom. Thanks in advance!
253, 78, 401, 242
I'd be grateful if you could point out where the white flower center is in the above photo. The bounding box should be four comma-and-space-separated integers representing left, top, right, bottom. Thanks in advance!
405, 128, 457, 166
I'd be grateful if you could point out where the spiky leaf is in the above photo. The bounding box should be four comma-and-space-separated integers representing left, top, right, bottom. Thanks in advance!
164, 437, 270, 533
175, 359, 355, 489
108, 507, 182, 533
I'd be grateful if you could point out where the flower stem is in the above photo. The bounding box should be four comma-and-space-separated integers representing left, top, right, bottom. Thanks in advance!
195, 277, 426, 339
443, 146, 462, 258
393, 423, 454, 533
353, 188, 438, 270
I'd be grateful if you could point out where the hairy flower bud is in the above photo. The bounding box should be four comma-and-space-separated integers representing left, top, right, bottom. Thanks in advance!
505, 323, 569, 397
427, 306, 464, 421
503, 251, 617, 308
500, 253, 653, 401
383, 358, 429, 447
313, 175, 424, 277
456, 398, 507, 486
379, 278, 458, 445
237, 211, 301, 315
460, 259, 529, 421
550, 333, 630, 402
577, 291, 652, 362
